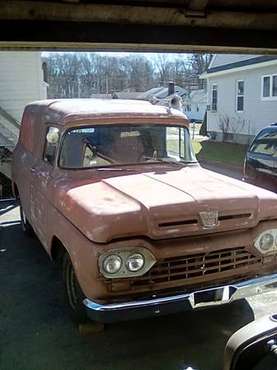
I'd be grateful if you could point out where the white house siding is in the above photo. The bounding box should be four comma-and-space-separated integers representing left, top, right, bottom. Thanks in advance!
206, 63, 277, 144
0, 52, 47, 124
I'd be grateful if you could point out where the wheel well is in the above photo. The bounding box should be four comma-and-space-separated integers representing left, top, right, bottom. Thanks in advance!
51, 236, 67, 261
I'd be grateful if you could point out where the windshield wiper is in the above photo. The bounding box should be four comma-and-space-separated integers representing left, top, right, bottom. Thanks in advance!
144, 158, 188, 166
94, 160, 197, 170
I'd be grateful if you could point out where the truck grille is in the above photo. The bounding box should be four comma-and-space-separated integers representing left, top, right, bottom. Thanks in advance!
127, 247, 262, 291
158, 213, 252, 229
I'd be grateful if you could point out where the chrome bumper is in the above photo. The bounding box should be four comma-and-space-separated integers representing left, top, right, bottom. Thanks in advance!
83, 273, 277, 323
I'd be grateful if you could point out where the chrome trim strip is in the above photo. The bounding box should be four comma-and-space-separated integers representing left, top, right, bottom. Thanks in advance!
83, 273, 277, 320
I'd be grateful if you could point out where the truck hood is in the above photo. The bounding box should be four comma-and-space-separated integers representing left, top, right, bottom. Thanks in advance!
55, 166, 277, 243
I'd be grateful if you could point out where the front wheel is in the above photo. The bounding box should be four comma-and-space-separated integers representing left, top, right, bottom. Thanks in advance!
19, 204, 34, 236
63, 253, 88, 323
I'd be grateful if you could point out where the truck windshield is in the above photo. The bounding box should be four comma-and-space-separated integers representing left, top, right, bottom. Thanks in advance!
59, 124, 197, 169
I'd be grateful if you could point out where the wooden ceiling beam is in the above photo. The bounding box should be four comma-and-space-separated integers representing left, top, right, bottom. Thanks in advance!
0, 1, 277, 51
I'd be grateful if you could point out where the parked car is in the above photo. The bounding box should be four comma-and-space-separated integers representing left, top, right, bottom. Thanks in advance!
12, 99, 277, 323
223, 314, 277, 370
244, 123, 277, 192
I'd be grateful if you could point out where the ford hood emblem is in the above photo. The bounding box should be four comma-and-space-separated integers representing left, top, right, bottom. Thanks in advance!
199, 211, 219, 229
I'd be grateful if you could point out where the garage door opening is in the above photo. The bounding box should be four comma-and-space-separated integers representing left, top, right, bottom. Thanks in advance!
2, 3, 277, 370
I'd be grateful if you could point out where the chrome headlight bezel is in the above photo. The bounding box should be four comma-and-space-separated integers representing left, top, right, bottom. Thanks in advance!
99, 247, 156, 279
255, 229, 277, 254
102, 254, 122, 274
126, 253, 145, 272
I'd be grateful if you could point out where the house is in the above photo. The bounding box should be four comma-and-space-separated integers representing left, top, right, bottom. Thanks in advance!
0, 52, 47, 180
90, 83, 188, 109
137, 83, 188, 103
201, 54, 277, 144
90, 91, 143, 99
183, 89, 207, 122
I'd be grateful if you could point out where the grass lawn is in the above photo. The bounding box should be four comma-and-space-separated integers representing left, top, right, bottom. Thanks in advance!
192, 140, 248, 167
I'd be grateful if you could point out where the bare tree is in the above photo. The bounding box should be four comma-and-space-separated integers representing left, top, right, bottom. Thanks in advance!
218, 113, 246, 142
218, 114, 231, 142
152, 54, 173, 85
47, 53, 155, 97
188, 54, 213, 75
187, 53, 213, 89
46, 52, 207, 98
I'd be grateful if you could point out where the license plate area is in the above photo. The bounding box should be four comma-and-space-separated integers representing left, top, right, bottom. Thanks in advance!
189, 286, 237, 308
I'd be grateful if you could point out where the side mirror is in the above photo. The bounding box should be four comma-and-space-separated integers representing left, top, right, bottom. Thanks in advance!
45, 127, 60, 165
46, 127, 60, 145
224, 314, 277, 370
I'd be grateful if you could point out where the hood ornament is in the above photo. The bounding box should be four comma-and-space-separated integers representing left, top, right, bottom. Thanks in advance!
199, 210, 219, 229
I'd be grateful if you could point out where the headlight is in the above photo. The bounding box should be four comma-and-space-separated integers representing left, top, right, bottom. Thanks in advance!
259, 233, 274, 252
103, 254, 122, 274
99, 247, 156, 278
126, 253, 145, 272
255, 229, 277, 254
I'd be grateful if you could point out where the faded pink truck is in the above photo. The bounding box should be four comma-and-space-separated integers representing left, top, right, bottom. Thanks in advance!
12, 99, 277, 323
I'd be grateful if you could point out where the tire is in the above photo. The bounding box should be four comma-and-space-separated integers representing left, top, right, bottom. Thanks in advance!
19, 204, 34, 236
63, 253, 88, 323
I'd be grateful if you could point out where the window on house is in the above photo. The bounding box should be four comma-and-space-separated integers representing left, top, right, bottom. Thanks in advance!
196, 104, 199, 112
262, 75, 277, 99
262, 76, 270, 97
273, 75, 277, 96
236, 80, 244, 112
211, 84, 217, 111
42, 62, 48, 83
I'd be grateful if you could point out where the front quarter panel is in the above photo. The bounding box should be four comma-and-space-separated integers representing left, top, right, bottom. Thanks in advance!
47, 203, 104, 300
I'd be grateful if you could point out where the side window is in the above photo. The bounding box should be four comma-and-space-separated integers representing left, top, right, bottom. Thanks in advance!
250, 130, 277, 157
44, 127, 60, 165
166, 127, 185, 158
211, 84, 218, 112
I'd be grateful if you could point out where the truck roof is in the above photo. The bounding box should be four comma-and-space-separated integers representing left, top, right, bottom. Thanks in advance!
27, 99, 189, 126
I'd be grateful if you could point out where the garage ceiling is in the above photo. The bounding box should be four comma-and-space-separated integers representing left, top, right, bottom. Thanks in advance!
1, 0, 277, 52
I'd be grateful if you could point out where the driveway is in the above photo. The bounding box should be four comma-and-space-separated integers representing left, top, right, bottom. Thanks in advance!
1, 201, 277, 370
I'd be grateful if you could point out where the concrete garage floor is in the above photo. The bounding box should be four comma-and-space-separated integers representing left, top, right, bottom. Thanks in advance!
1, 202, 277, 370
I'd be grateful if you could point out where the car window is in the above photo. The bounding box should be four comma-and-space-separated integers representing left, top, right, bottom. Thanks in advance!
251, 142, 276, 156
250, 129, 277, 157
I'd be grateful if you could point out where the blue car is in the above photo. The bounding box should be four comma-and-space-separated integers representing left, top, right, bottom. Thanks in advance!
244, 123, 277, 192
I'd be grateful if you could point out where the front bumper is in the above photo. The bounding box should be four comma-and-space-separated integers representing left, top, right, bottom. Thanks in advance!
83, 273, 277, 323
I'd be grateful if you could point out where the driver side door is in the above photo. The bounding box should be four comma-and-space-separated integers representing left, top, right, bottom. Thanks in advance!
30, 126, 59, 248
